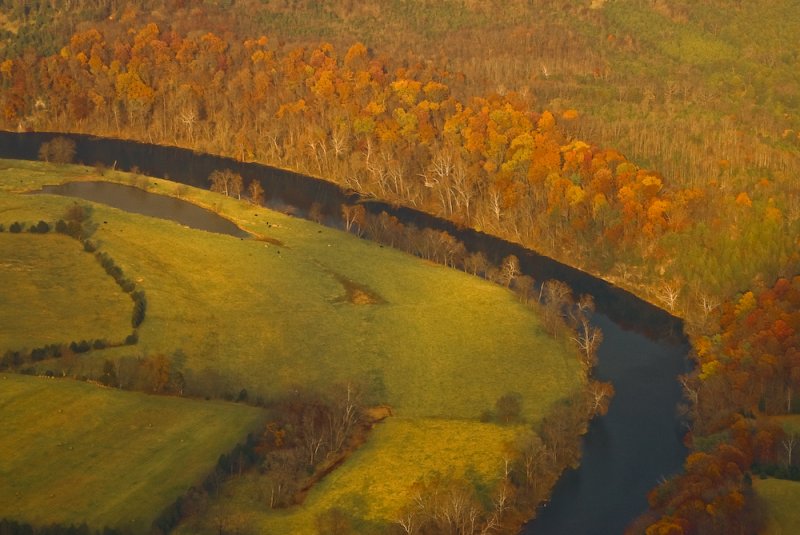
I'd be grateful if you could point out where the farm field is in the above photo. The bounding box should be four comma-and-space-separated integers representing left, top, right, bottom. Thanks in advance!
0, 160, 580, 421
755, 478, 800, 535
177, 418, 522, 534
0, 159, 582, 531
0, 374, 266, 532
0, 232, 132, 351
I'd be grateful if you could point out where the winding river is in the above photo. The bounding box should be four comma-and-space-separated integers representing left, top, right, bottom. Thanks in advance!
1, 131, 689, 534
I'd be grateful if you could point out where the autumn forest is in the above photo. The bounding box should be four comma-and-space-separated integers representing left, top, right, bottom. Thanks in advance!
2, 0, 800, 534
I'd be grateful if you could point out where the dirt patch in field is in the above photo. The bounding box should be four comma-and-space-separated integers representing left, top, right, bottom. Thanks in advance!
252, 234, 284, 247
331, 273, 386, 305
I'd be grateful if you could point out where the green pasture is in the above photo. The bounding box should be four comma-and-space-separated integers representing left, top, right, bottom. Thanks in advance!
0, 159, 581, 530
177, 417, 521, 534
755, 478, 800, 535
0, 374, 266, 532
0, 232, 132, 350
0, 159, 580, 421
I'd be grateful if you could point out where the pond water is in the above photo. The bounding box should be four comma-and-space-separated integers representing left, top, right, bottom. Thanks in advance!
39, 181, 249, 238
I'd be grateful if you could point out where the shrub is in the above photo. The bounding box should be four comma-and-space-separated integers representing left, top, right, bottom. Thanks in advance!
66, 220, 83, 238
125, 332, 139, 345
119, 278, 135, 293
69, 340, 91, 353
1, 350, 24, 369
55, 219, 68, 233
9, 221, 23, 233
495, 392, 524, 424
131, 290, 147, 328
29, 220, 51, 233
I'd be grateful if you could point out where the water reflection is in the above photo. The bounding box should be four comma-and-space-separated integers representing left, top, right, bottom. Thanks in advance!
39, 181, 249, 238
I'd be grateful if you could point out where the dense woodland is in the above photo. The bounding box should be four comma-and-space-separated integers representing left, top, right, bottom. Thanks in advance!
2, 1, 800, 534
630, 276, 800, 535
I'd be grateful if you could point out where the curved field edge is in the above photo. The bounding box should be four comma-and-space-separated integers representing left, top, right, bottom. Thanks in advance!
177, 418, 523, 534
1, 159, 582, 421
754, 478, 800, 535
0, 159, 584, 530
0, 374, 266, 532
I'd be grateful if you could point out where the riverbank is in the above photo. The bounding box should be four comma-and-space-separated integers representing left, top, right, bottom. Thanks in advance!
1, 159, 588, 533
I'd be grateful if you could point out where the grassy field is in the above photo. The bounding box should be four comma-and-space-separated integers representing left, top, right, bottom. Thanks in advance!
0, 232, 132, 350
0, 160, 579, 421
756, 416, 800, 534
0, 374, 266, 532
773, 415, 800, 435
0, 159, 581, 530
755, 478, 800, 535
177, 418, 522, 534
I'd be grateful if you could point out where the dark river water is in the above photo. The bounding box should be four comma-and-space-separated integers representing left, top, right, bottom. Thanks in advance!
0, 131, 689, 534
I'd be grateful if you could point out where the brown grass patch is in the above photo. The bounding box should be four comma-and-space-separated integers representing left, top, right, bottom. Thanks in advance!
252, 234, 285, 247
331, 272, 386, 305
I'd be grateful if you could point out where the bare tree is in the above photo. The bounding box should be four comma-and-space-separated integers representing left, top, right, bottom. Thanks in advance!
539, 279, 574, 335
698, 293, 719, 319
394, 508, 421, 535
38, 136, 76, 164
572, 317, 603, 377
327, 382, 361, 453
209, 169, 233, 197
783, 433, 797, 469
179, 108, 196, 145
588, 380, 615, 415
464, 251, 489, 277
229, 172, 244, 200
500, 254, 520, 287
248, 179, 265, 205
656, 281, 681, 312
511, 430, 546, 494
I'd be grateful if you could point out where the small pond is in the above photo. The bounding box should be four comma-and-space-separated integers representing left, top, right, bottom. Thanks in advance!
39, 181, 249, 238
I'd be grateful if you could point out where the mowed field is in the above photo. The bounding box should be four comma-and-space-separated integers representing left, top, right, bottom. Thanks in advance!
0, 374, 266, 532
0, 159, 582, 530
0, 232, 132, 350
0, 159, 580, 421
755, 478, 800, 535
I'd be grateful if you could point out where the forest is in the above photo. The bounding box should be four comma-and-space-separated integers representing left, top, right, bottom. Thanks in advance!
1, 0, 800, 534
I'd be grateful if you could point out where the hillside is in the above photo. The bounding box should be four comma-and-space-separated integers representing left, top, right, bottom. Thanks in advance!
0, 374, 265, 532
1, 1, 798, 320
2, 1, 799, 533
0, 159, 587, 532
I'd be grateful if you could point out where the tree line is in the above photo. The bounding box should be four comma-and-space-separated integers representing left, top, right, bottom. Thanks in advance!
634, 275, 800, 534
0, 199, 146, 372
2, 13, 797, 315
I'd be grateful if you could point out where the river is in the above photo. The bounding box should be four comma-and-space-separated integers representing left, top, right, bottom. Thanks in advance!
0, 131, 689, 534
